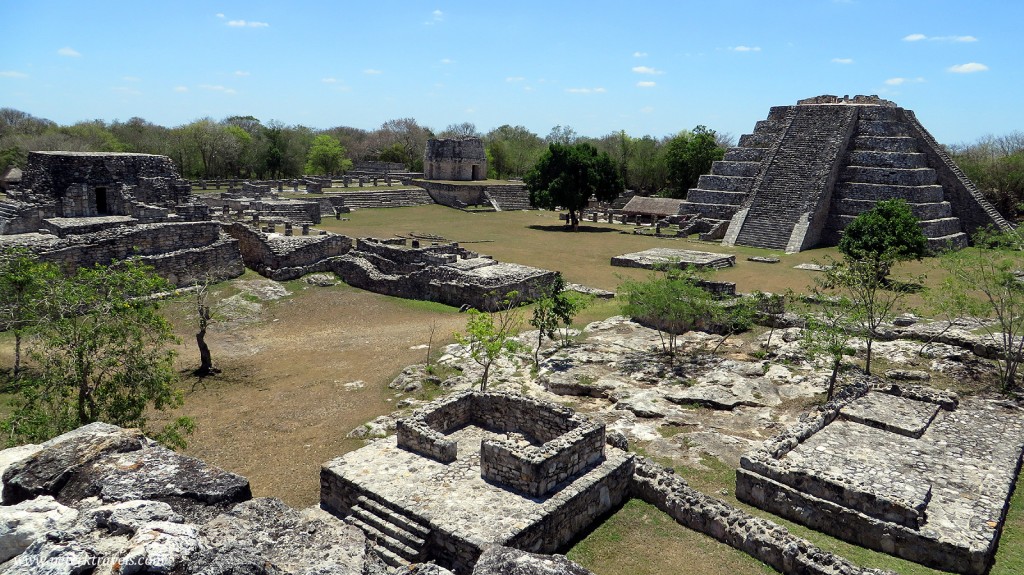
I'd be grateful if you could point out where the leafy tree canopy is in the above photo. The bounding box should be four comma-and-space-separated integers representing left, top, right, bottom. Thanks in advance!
305, 134, 352, 175
525, 142, 624, 231
663, 125, 724, 198
838, 198, 928, 266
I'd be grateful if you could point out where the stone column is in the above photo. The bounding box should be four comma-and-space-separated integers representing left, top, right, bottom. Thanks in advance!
591, 212, 598, 222
268, 222, 276, 233
284, 222, 293, 236
301, 223, 310, 235
607, 211, 613, 223
411, 239, 420, 248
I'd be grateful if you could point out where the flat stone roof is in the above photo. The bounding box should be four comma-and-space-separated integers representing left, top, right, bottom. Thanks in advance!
322, 425, 632, 547
611, 247, 735, 270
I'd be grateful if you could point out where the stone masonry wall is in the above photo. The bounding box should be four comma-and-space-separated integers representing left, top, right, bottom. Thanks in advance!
480, 421, 605, 497
225, 222, 352, 281
424, 138, 488, 181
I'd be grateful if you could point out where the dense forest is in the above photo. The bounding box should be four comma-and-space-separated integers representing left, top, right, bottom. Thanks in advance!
1, 108, 1020, 218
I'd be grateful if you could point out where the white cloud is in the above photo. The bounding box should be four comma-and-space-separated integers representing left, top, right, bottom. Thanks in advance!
831, 58, 854, 64
640, 106, 654, 114
234, 70, 251, 77
1, 70, 29, 78
321, 77, 338, 84
565, 87, 606, 94
112, 86, 142, 96
884, 76, 925, 86
440, 58, 454, 65
636, 81, 656, 88
631, 66, 664, 75
505, 76, 525, 82
57, 47, 81, 57
363, 69, 383, 75
425, 9, 443, 25
227, 20, 269, 28
464, 107, 476, 114
199, 84, 237, 94
633, 51, 648, 57
948, 62, 988, 73
122, 76, 141, 82
173, 86, 189, 92
731, 45, 761, 52
904, 33, 977, 42
216, 13, 225, 18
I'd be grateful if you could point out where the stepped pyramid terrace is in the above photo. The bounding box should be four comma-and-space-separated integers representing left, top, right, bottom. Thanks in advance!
679, 95, 1013, 252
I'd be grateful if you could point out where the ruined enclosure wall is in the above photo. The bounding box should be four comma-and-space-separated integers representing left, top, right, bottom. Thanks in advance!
424, 138, 487, 181
396, 393, 474, 463
225, 222, 352, 280
480, 422, 605, 497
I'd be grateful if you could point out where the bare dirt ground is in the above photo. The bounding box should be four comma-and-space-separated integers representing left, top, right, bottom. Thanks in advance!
159, 279, 466, 508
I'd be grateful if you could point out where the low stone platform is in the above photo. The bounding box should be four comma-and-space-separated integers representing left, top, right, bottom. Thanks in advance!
610, 247, 735, 270
737, 385, 1024, 575
43, 215, 138, 237
321, 393, 634, 573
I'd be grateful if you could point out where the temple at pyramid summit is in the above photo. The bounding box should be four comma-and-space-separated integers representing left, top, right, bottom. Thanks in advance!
679, 95, 1013, 253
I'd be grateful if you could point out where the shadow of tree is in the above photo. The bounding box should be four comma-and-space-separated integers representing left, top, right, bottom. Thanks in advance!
527, 225, 618, 233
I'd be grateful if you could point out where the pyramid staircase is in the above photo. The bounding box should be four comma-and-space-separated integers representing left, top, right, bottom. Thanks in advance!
679, 106, 794, 226
827, 106, 969, 251
344, 494, 432, 568
484, 184, 533, 211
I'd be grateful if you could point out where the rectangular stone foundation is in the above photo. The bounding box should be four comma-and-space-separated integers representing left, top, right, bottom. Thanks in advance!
321, 427, 634, 574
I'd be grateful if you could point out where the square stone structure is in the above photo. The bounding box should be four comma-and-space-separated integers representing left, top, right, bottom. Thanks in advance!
610, 247, 736, 270
321, 391, 634, 573
737, 385, 1024, 575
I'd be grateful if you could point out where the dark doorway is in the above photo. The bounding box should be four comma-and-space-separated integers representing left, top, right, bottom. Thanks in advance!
95, 187, 108, 215
471, 164, 480, 180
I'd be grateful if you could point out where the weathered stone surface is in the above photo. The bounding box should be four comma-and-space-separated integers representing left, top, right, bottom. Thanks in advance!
58, 444, 252, 522
610, 247, 735, 270
116, 521, 200, 575
1, 534, 99, 575
88, 499, 183, 536
0, 495, 78, 562
0, 443, 41, 494
472, 546, 593, 575
1, 422, 145, 505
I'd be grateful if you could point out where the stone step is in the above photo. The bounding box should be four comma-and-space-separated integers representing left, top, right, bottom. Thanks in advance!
677, 201, 742, 221
831, 214, 963, 238
695, 174, 754, 193
351, 506, 426, 550
710, 160, 760, 178
839, 166, 937, 186
856, 120, 912, 138
834, 182, 944, 203
850, 136, 919, 153
832, 199, 953, 221
345, 515, 422, 563
723, 147, 766, 162
684, 188, 747, 206
846, 151, 928, 169
927, 232, 969, 252
356, 495, 430, 538
738, 133, 776, 148
857, 106, 903, 122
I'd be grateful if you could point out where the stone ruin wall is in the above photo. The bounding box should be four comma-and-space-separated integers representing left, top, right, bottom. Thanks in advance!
224, 222, 352, 281
424, 138, 488, 181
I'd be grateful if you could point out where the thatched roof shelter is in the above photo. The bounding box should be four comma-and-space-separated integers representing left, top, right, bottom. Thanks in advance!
620, 196, 684, 218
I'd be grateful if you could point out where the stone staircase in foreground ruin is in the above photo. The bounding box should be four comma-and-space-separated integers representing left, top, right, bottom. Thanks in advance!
345, 494, 431, 568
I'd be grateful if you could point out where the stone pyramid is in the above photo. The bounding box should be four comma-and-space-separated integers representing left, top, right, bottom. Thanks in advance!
679, 95, 1012, 252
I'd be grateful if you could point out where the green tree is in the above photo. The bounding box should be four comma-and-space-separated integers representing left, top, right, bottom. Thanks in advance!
454, 292, 525, 391
2, 259, 193, 448
934, 229, 1024, 391
528, 276, 592, 366
485, 124, 544, 179
838, 199, 928, 282
663, 125, 724, 198
798, 294, 862, 400
619, 266, 716, 360
0, 248, 59, 381
525, 142, 624, 231
305, 134, 352, 175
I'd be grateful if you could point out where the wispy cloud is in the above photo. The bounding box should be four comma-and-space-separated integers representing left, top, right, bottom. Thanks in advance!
112, 86, 142, 96
636, 81, 656, 88
633, 51, 648, 58
903, 33, 977, 42
216, 13, 225, 18
321, 77, 338, 84
948, 62, 988, 73
173, 86, 188, 93
884, 76, 925, 86
1, 70, 29, 78
565, 87, 606, 94
57, 47, 81, 57
505, 76, 525, 83
730, 45, 761, 52
363, 69, 383, 75
234, 70, 251, 77
831, 57, 854, 64
640, 106, 654, 114
227, 20, 269, 28
631, 66, 664, 75
440, 58, 454, 65
199, 84, 237, 94
425, 9, 443, 25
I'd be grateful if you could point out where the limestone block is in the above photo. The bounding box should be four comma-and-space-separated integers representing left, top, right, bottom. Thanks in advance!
0, 495, 79, 562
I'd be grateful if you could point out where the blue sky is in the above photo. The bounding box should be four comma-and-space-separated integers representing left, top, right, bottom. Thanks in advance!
2, 0, 1019, 145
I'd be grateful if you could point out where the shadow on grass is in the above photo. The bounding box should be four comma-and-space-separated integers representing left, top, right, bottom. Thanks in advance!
527, 224, 618, 233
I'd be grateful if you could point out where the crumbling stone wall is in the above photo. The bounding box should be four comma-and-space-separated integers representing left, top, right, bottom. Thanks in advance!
424, 138, 487, 181
225, 222, 352, 280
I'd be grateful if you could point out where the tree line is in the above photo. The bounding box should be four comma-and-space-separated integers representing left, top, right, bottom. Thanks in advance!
948, 132, 1024, 220
0, 107, 730, 198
